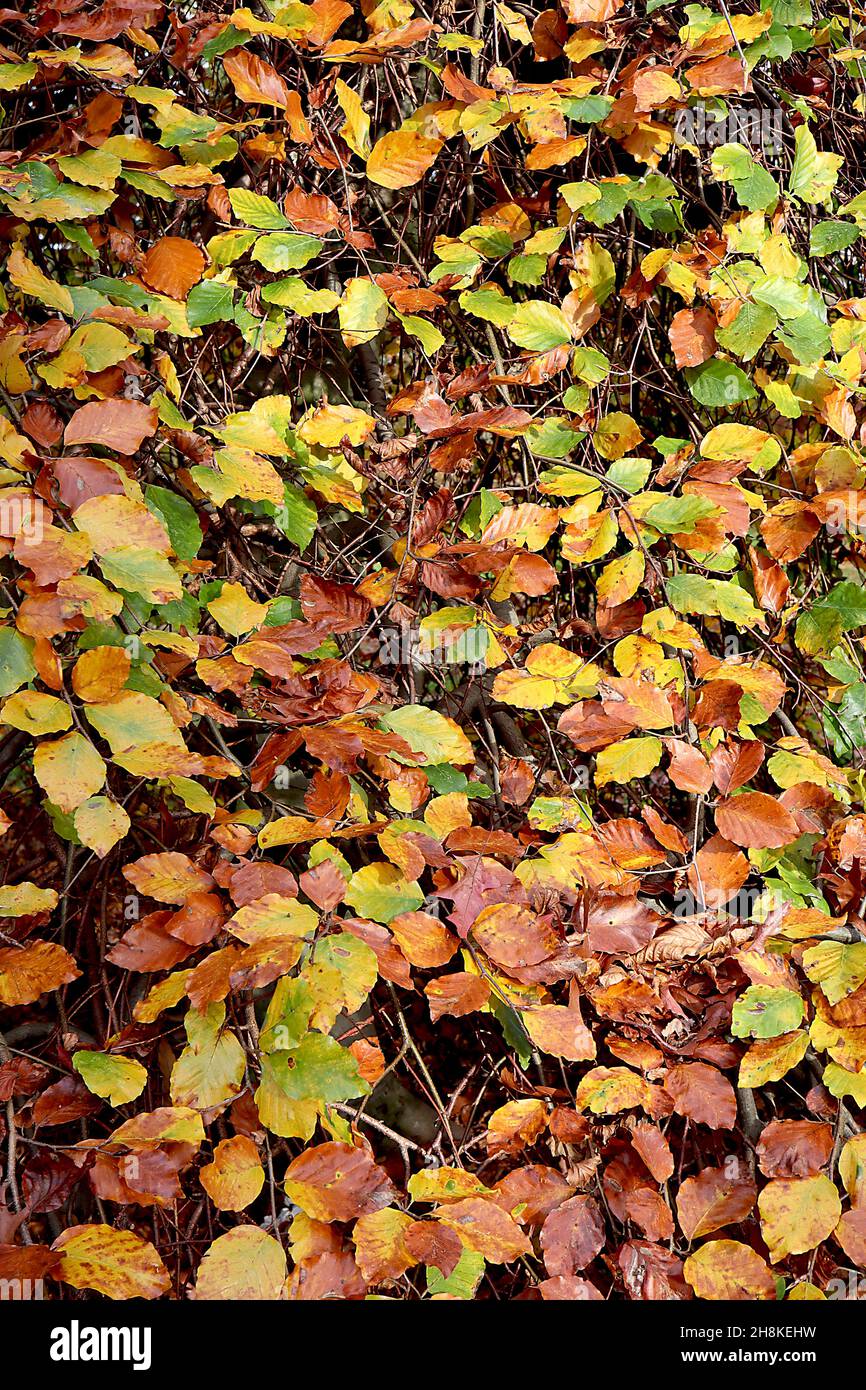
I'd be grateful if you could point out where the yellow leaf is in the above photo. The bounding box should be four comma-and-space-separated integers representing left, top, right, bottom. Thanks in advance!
596, 549, 645, 607
72, 1050, 147, 1105
299, 402, 378, 448
33, 732, 106, 813
1, 690, 72, 736
73, 796, 131, 857
683, 1239, 775, 1300
758, 1175, 841, 1262
575, 1066, 652, 1115
338, 277, 389, 347
195, 1226, 287, 1300
335, 78, 371, 158
212, 448, 285, 505
170, 1002, 245, 1110
207, 581, 269, 636
492, 644, 599, 709
200, 1135, 265, 1211
7, 247, 74, 315
0, 882, 59, 917
595, 736, 662, 786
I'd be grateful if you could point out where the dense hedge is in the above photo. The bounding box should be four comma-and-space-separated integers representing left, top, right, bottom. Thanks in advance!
1, 0, 866, 1301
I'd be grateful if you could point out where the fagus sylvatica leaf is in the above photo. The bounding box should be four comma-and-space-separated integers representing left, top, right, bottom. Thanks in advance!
0, 0, 864, 1308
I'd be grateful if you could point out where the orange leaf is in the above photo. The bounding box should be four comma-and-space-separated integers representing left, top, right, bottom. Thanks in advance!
715, 792, 800, 849
0, 941, 80, 1006
64, 399, 158, 455
366, 130, 443, 189
223, 49, 291, 108
668, 307, 717, 368
141, 236, 206, 301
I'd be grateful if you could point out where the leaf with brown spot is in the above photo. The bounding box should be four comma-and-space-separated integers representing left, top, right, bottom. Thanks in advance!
52, 1224, 170, 1300
758, 1175, 841, 1262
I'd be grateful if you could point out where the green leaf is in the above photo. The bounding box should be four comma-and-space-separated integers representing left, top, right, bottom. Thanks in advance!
380, 704, 473, 765
0, 62, 37, 91
777, 312, 830, 365
344, 863, 424, 923
98, 549, 183, 604
274, 484, 317, 552
802, 941, 866, 1006
187, 280, 235, 327
0, 628, 36, 698
685, 359, 756, 407
643, 495, 718, 534
145, 486, 202, 562
228, 188, 289, 229
789, 124, 841, 206
251, 232, 322, 272
458, 286, 516, 326
714, 301, 777, 360
821, 581, 866, 631
710, 144, 780, 210
269, 1033, 369, 1103
795, 604, 843, 656
506, 300, 571, 352
261, 278, 339, 314
394, 311, 445, 354
427, 1247, 486, 1298
667, 574, 762, 626
810, 220, 859, 257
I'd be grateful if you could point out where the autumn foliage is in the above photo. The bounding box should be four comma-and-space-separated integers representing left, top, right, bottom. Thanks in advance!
2, 0, 866, 1305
